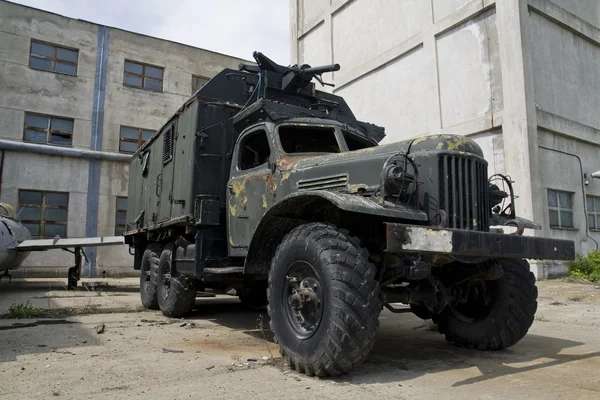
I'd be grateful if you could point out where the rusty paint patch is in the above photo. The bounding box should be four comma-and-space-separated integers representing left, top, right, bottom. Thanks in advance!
347, 183, 368, 194
240, 196, 248, 210
262, 194, 268, 209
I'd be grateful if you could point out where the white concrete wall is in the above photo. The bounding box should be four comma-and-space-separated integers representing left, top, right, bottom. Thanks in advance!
293, 0, 600, 278
526, 0, 600, 270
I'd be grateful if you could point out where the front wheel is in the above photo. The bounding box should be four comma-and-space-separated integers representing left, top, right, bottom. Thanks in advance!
157, 247, 197, 318
267, 223, 382, 377
434, 259, 538, 350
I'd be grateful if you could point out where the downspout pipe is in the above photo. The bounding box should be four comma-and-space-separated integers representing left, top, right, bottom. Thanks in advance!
0, 139, 131, 162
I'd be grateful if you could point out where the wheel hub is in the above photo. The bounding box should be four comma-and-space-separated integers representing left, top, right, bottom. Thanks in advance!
282, 262, 324, 339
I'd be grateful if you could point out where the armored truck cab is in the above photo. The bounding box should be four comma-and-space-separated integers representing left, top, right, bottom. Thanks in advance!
125, 52, 575, 377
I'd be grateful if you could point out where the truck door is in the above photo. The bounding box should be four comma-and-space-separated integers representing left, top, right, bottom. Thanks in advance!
227, 127, 274, 253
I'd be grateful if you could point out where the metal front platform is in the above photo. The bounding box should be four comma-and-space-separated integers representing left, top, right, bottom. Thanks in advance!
385, 223, 575, 260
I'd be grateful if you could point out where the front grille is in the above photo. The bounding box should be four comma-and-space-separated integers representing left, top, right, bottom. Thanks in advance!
439, 155, 489, 231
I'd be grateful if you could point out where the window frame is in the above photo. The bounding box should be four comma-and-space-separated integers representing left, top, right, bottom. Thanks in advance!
23, 112, 74, 147
547, 189, 575, 229
586, 195, 600, 231
276, 124, 343, 155
18, 189, 69, 238
119, 126, 154, 154
236, 128, 272, 172
115, 196, 127, 235
123, 60, 164, 92
29, 40, 79, 76
191, 75, 209, 94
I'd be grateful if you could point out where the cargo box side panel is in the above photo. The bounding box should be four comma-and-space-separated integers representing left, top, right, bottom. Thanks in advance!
145, 131, 164, 230
171, 101, 197, 219
192, 102, 240, 225
158, 120, 177, 223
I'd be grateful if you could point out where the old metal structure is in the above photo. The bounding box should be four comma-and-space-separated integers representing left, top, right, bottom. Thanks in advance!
124, 52, 575, 377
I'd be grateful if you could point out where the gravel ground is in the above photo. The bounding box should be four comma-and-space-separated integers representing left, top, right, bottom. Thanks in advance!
0, 278, 599, 399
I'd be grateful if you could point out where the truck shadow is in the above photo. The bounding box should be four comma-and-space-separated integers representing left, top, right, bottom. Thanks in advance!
189, 298, 600, 386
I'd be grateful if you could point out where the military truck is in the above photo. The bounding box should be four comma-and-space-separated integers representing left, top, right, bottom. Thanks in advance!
124, 52, 574, 377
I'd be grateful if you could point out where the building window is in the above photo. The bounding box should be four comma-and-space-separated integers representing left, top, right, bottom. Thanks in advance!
29, 40, 78, 75
24, 113, 73, 146
18, 190, 68, 238
587, 195, 600, 231
123, 60, 163, 91
547, 189, 574, 229
119, 126, 154, 153
192, 75, 209, 94
115, 197, 127, 235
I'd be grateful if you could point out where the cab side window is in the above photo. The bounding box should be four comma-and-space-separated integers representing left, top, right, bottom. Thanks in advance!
239, 130, 271, 170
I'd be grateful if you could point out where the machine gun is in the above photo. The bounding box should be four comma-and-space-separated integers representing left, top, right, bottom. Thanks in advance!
239, 51, 340, 94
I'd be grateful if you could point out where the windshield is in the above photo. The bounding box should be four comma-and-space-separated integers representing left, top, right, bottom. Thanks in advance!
278, 126, 341, 154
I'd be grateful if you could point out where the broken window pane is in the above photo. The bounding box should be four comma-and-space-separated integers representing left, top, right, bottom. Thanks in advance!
51, 133, 72, 146
239, 130, 270, 170
343, 131, 376, 151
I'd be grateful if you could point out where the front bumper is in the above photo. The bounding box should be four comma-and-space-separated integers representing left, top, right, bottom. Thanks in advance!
385, 223, 575, 260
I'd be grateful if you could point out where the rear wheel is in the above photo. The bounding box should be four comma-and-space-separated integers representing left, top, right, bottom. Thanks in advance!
140, 244, 161, 309
157, 247, 197, 318
267, 223, 382, 377
435, 259, 537, 350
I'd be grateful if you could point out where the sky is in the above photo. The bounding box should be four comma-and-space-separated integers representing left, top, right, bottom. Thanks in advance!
12, 0, 291, 64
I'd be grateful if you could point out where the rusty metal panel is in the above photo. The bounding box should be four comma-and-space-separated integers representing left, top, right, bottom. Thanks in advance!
385, 223, 575, 260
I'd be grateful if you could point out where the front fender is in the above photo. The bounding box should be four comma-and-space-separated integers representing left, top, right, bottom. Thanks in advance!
243, 191, 427, 275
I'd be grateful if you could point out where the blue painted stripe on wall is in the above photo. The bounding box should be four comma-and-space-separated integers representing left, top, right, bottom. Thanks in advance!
85, 25, 110, 277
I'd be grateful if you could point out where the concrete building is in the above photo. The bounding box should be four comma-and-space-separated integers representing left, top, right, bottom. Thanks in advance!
291, 0, 600, 278
0, 0, 247, 277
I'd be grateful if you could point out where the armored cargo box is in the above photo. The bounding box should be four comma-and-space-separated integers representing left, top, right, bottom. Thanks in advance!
126, 97, 241, 234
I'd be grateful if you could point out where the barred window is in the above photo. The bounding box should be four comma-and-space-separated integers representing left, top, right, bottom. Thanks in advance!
192, 75, 209, 94
115, 197, 127, 235
123, 60, 163, 92
547, 189, 574, 229
119, 126, 154, 153
18, 190, 68, 238
587, 195, 600, 231
24, 113, 73, 146
29, 40, 78, 75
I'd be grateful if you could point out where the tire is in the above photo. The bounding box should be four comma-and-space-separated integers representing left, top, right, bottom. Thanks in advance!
435, 259, 538, 350
157, 247, 197, 318
139, 244, 161, 309
267, 223, 382, 377
239, 282, 268, 308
